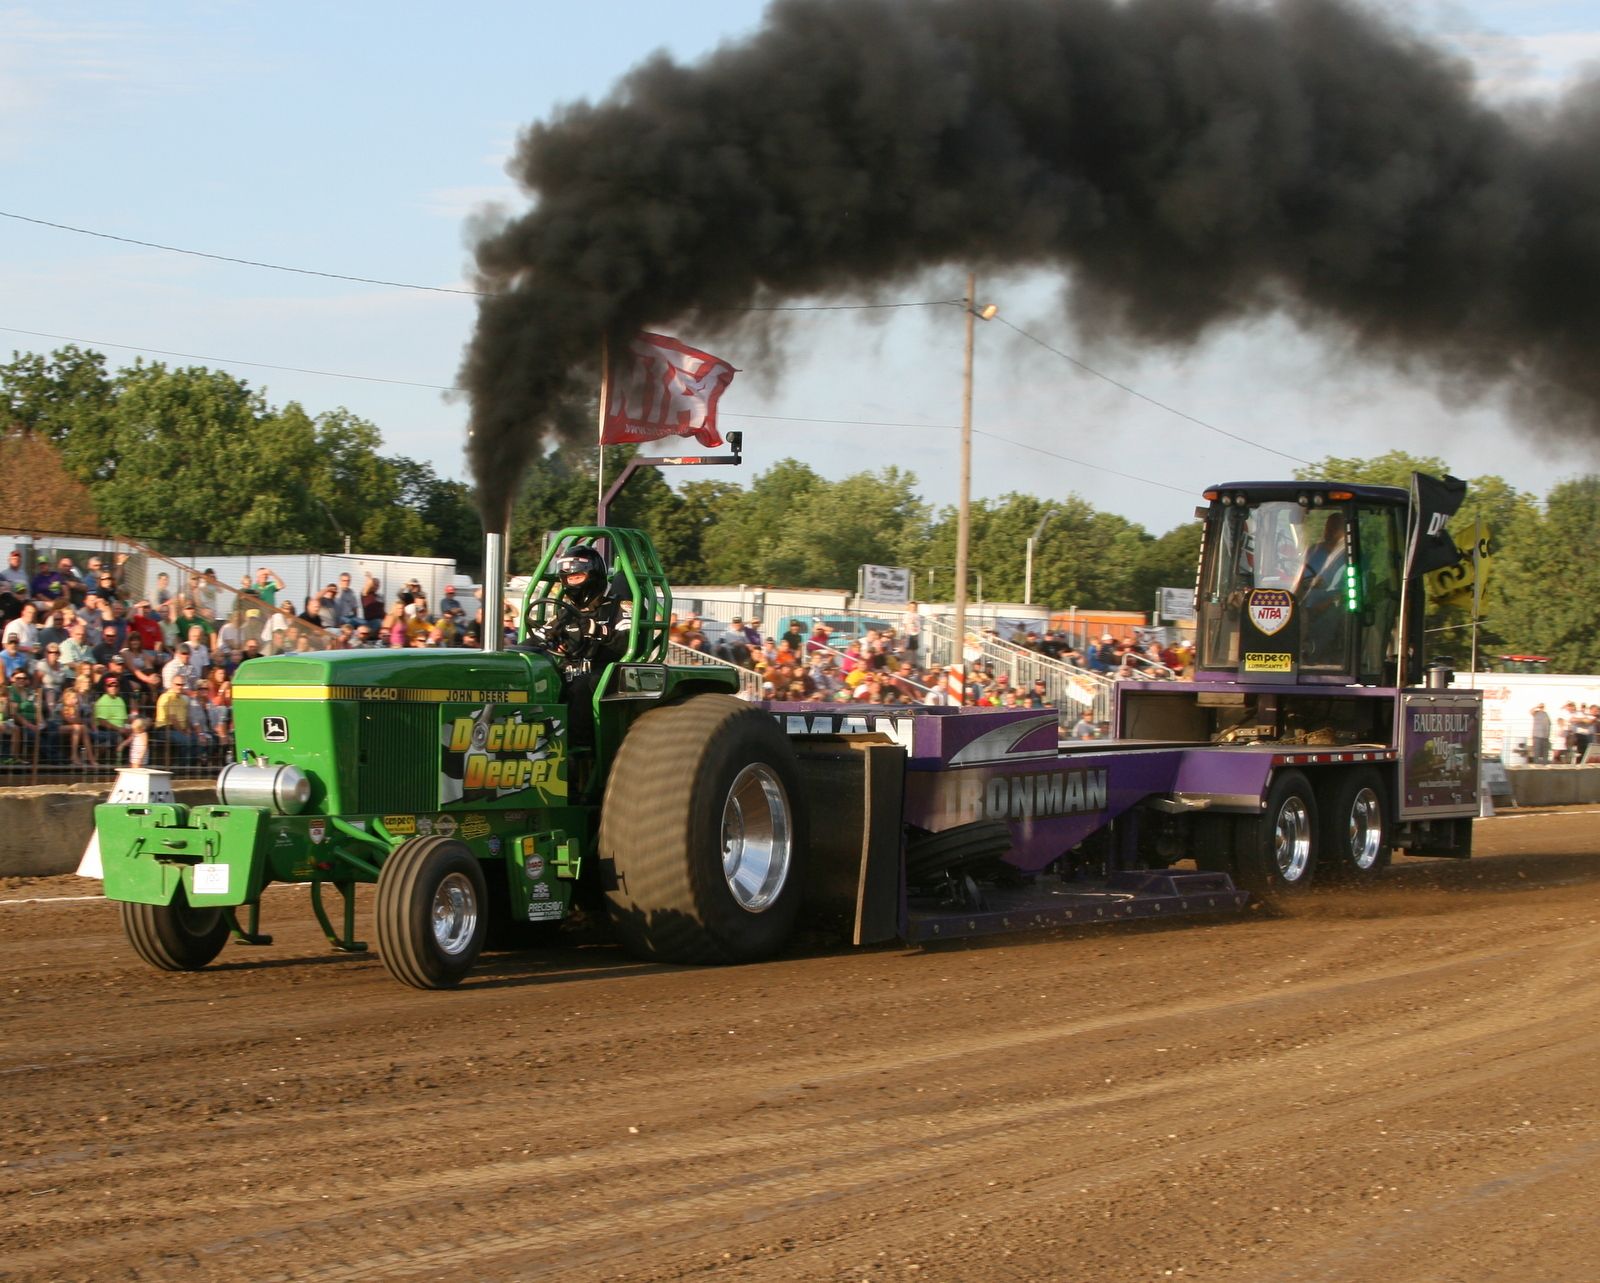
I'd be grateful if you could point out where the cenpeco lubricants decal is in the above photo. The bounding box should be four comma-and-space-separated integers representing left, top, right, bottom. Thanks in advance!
440, 704, 566, 805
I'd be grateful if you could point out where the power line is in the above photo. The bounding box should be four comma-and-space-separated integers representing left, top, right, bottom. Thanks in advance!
0, 325, 459, 390
0, 323, 1215, 498
0, 209, 962, 312
986, 312, 1316, 466
6, 207, 1316, 467
970, 428, 1197, 496
0, 209, 491, 297
720, 298, 965, 312
722, 413, 1197, 497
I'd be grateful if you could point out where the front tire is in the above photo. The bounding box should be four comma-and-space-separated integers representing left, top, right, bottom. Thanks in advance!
1235, 769, 1318, 900
120, 886, 230, 971
599, 694, 807, 964
1319, 769, 1390, 883
375, 837, 487, 989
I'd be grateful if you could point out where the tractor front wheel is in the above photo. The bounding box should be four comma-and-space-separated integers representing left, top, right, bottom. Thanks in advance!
375, 837, 488, 989
599, 694, 807, 964
120, 887, 230, 971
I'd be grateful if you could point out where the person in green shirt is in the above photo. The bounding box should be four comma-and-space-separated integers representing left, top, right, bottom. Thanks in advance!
93, 678, 130, 755
4, 669, 45, 762
173, 604, 214, 639
251, 567, 284, 608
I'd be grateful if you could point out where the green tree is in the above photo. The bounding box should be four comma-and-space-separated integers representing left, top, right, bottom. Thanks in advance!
89, 363, 324, 547
1296, 450, 1450, 489
701, 461, 928, 589
1494, 477, 1600, 670
507, 445, 602, 568
0, 346, 117, 480
923, 494, 1164, 612
393, 459, 482, 571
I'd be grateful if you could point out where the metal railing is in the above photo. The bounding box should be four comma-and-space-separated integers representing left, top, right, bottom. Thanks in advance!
924, 617, 1117, 724
666, 641, 764, 699
0, 722, 232, 787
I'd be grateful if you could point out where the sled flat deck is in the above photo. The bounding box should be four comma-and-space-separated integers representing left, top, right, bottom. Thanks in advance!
905, 869, 1249, 942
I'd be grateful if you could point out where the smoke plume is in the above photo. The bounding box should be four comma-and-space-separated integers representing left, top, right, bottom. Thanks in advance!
463, 0, 1600, 522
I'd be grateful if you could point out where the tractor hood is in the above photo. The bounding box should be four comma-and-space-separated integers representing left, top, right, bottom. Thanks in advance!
233, 648, 561, 703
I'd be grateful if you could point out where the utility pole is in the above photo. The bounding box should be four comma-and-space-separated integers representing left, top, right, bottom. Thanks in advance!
952, 274, 997, 683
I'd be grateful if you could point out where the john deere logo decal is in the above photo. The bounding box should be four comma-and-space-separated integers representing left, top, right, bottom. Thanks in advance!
1247, 589, 1294, 637
262, 715, 289, 742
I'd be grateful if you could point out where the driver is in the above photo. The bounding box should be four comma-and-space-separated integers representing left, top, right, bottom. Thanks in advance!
526, 545, 630, 676
1296, 511, 1348, 660
524, 545, 631, 760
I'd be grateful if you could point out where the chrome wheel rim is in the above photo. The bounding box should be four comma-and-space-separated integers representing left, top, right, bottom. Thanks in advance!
1347, 786, 1384, 871
1274, 795, 1313, 883
431, 872, 479, 956
721, 763, 792, 912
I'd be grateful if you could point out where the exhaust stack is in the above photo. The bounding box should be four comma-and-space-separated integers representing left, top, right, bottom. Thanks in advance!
483, 530, 506, 653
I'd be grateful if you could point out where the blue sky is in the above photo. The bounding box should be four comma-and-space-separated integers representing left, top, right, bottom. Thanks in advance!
4, 0, 1600, 535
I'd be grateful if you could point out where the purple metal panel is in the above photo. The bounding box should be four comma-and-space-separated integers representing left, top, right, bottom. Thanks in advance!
767, 702, 1062, 768
1170, 747, 1275, 805
901, 745, 1186, 874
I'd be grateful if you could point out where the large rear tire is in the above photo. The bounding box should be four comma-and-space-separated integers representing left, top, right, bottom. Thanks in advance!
120, 886, 230, 971
599, 694, 807, 964
375, 836, 487, 989
1234, 769, 1318, 900
1319, 769, 1391, 883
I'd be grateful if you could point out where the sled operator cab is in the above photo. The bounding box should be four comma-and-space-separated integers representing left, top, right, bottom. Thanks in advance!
1195, 482, 1413, 687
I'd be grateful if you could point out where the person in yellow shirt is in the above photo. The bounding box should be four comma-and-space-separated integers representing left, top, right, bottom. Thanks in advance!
403, 602, 432, 646
155, 673, 199, 764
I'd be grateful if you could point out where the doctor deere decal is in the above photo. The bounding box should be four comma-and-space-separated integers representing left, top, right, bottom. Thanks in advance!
440, 704, 566, 805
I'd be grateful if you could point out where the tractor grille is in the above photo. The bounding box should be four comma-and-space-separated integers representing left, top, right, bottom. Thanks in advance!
355, 704, 437, 815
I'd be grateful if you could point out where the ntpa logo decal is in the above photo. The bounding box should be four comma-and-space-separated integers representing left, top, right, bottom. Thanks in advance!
1247, 589, 1294, 637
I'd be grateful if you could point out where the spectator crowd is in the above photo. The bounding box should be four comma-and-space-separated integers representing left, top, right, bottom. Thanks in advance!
0, 545, 487, 775
1, 541, 1199, 775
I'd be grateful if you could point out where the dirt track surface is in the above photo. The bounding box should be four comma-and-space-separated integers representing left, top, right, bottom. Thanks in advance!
3, 810, 1599, 1283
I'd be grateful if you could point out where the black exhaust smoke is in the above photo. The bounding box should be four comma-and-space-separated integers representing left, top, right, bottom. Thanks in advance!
463, 0, 1600, 520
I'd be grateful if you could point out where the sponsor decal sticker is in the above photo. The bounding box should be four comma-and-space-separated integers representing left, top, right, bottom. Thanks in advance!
1246, 589, 1294, 636
433, 814, 458, 838
526, 899, 563, 922
307, 819, 326, 845
416, 815, 434, 836
383, 815, 417, 835
1244, 652, 1294, 673
192, 863, 229, 895
486, 837, 501, 856
460, 813, 491, 840
940, 768, 1109, 824
529, 880, 551, 900
524, 853, 546, 880
440, 708, 565, 804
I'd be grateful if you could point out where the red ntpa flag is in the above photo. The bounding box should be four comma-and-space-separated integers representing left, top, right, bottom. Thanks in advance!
601, 333, 737, 448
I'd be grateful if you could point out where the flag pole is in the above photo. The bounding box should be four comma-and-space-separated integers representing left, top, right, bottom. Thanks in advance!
595, 334, 610, 525
1469, 514, 1482, 683
1397, 474, 1418, 689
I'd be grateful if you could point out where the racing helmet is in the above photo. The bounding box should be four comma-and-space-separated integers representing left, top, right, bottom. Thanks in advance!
553, 545, 607, 605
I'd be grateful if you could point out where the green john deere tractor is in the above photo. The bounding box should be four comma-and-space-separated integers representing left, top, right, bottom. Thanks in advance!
95, 527, 808, 988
